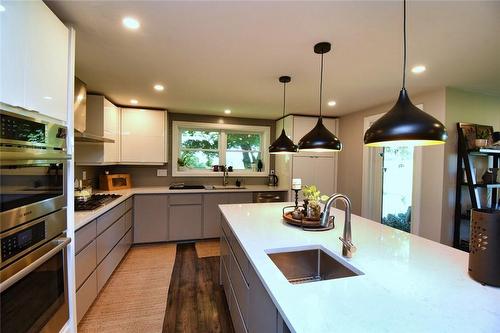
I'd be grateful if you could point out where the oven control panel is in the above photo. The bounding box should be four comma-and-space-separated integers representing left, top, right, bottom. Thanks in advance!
1, 222, 46, 262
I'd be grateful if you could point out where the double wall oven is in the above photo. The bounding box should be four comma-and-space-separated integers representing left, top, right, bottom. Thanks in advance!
1, 108, 71, 333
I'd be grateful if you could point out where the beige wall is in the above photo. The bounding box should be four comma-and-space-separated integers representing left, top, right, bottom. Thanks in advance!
338, 88, 447, 243
440, 88, 500, 245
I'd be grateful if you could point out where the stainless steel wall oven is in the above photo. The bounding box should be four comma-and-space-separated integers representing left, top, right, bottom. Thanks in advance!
0, 108, 71, 333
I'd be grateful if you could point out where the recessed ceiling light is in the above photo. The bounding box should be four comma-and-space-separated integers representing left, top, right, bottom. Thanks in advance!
327, 100, 336, 107
224, 109, 231, 114
411, 65, 426, 74
122, 17, 140, 30
153, 84, 164, 92
0, 5, 6, 12
43, 96, 53, 100
130, 99, 138, 105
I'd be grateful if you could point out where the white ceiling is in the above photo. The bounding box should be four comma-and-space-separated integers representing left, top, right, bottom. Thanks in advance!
46, 0, 500, 119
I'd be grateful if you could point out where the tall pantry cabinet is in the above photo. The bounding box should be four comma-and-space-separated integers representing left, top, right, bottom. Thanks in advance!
275, 115, 339, 200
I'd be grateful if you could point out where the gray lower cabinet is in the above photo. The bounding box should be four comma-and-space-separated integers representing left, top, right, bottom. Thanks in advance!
169, 204, 202, 240
75, 198, 133, 324
203, 193, 228, 238
133, 194, 168, 243
221, 216, 291, 333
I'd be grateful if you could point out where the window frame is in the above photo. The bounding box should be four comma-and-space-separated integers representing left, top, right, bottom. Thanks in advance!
172, 121, 270, 177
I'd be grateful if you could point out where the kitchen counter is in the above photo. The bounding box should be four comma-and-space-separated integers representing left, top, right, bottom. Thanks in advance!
219, 202, 500, 333
74, 185, 288, 230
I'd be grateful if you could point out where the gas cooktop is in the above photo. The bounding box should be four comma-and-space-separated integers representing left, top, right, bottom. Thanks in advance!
75, 194, 122, 211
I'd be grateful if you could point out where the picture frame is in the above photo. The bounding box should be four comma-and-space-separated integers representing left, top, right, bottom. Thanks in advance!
460, 124, 477, 150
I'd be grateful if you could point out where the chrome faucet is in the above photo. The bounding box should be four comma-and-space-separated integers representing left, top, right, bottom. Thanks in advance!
320, 193, 356, 258
222, 166, 229, 186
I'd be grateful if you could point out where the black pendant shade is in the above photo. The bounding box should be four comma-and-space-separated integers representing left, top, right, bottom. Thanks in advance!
298, 42, 342, 152
364, 88, 448, 147
298, 117, 342, 152
269, 75, 298, 154
363, 0, 447, 147
269, 128, 298, 154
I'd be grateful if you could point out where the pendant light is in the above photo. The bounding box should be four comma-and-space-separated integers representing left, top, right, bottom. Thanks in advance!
269, 76, 298, 154
363, 0, 447, 147
298, 42, 342, 152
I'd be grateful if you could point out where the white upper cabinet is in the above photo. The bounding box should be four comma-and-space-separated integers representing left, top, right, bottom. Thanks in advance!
0, 0, 69, 122
103, 99, 119, 163
121, 108, 167, 164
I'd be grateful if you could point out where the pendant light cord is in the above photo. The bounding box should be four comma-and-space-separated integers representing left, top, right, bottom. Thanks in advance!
282, 81, 287, 127
319, 53, 324, 118
402, 0, 407, 89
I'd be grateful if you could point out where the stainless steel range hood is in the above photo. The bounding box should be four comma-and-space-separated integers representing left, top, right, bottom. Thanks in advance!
74, 77, 115, 143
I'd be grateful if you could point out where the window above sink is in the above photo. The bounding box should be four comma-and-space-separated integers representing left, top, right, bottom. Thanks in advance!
172, 121, 270, 177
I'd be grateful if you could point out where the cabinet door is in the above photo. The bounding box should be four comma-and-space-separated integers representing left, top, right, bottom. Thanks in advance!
203, 193, 228, 238
133, 195, 168, 243
121, 108, 166, 163
293, 156, 336, 199
103, 99, 120, 163
248, 264, 277, 333
24, 1, 69, 122
314, 157, 336, 197
0, 2, 26, 108
169, 205, 202, 241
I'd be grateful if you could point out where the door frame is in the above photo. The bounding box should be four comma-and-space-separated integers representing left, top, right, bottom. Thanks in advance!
361, 106, 423, 235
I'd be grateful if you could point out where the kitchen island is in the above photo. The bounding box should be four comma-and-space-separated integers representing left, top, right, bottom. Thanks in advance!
219, 202, 500, 333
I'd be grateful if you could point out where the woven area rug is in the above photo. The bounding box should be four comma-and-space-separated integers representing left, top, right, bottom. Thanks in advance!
195, 239, 220, 258
78, 243, 177, 333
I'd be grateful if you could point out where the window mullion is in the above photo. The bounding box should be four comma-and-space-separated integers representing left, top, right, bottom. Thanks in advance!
220, 130, 227, 165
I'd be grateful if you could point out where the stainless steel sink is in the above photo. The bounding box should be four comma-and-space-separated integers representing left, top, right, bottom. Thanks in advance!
267, 247, 362, 284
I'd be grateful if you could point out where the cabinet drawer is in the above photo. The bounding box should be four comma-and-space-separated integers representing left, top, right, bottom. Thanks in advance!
96, 234, 126, 292
75, 220, 96, 254
124, 197, 133, 211
228, 281, 248, 333
97, 215, 126, 263
222, 218, 249, 282
97, 201, 127, 234
220, 232, 230, 273
76, 270, 97, 324
229, 247, 249, 326
75, 240, 97, 290
169, 194, 202, 205
124, 210, 133, 231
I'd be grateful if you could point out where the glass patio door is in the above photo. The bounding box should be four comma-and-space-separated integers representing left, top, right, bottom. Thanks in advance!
381, 146, 414, 232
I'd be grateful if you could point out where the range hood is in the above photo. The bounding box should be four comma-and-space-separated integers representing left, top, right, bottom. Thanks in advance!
74, 77, 115, 143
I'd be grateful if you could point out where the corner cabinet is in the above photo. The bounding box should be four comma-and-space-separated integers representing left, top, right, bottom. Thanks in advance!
120, 108, 167, 164
0, 0, 69, 123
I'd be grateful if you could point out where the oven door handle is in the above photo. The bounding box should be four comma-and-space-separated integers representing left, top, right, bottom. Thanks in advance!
0, 237, 71, 292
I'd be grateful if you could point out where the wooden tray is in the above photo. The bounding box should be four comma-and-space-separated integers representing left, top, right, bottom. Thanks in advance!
282, 210, 334, 231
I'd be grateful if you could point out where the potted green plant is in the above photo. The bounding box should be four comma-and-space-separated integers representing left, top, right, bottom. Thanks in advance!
302, 185, 329, 220
475, 129, 490, 148
177, 154, 190, 171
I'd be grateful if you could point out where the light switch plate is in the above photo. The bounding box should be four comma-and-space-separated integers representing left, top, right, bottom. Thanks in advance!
157, 169, 168, 177
82, 171, 87, 180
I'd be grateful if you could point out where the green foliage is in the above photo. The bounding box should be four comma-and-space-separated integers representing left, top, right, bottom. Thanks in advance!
476, 129, 490, 140
382, 211, 411, 233
302, 185, 329, 203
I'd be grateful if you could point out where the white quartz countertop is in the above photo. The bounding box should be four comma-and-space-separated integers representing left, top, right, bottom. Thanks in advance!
219, 202, 500, 333
74, 185, 288, 230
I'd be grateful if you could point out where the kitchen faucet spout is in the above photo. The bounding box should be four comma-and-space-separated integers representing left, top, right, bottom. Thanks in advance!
320, 193, 356, 258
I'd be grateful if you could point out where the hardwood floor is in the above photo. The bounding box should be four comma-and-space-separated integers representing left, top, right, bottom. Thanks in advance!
163, 243, 234, 333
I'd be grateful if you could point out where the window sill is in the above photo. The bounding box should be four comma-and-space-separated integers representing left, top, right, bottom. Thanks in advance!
172, 170, 268, 178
